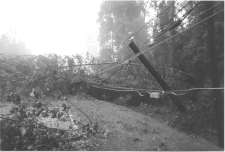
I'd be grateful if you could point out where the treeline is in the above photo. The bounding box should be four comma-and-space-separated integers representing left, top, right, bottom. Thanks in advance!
98, 0, 224, 90
97, 0, 224, 146
0, 0, 223, 147
0, 53, 99, 99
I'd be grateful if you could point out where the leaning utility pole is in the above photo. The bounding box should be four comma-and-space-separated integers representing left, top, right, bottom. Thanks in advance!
129, 40, 186, 112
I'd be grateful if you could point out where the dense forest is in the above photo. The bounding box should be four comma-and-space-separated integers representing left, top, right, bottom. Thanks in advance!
97, 1, 224, 146
0, 0, 224, 150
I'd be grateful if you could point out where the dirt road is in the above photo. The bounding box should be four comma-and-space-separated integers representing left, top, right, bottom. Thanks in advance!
67, 96, 220, 151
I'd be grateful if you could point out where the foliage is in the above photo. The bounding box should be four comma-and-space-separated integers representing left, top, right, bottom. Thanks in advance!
98, 1, 148, 62
0, 54, 99, 100
0, 0, 223, 146
97, 0, 224, 142
0, 99, 99, 150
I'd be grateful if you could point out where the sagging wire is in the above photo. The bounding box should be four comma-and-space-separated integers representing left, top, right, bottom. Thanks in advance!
97, 8, 223, 76
91, 82, 224, 97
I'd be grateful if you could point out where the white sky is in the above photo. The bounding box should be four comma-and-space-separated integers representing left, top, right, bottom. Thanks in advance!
0, 0, 102, 57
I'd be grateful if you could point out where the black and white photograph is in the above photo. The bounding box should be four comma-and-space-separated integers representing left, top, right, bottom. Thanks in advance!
0, 0, 224, 151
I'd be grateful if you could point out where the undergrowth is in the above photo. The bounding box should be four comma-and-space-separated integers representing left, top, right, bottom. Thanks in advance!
0, 99, 100, 150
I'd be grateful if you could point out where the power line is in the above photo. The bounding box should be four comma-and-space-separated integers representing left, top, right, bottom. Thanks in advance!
117, 14, 173, 51
127, 1, 196, 47
59, 61, 120, 69
176, 1, 190, 14
115, 1, 184, 51
91, 81, 224, 92
97, 3, 206, 78
103, 1, 200, 74
165, 87, 224, 96
163, 1, 217, 30
144, 2, 221, 46
98, 63, 126, 84
138, 9, 223, 60
0, 2, 192, 63
90, 82, 224, 97
173, 87, 224, 92
182, 2, 221, 22
154, 2, 203, 40
159, 1, 192, 33
98, 8, 223, 76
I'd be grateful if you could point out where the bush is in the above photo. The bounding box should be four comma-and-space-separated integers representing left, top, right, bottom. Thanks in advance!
0, 100, 100, 150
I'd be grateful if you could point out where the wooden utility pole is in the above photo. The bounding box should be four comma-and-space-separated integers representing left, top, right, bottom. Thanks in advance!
129, 40, 186, 112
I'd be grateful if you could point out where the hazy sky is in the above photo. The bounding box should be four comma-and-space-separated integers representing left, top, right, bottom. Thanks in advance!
0, 0, 102, 56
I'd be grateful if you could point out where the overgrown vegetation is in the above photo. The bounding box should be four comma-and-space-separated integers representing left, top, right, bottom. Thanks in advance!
0, 0, 224, 148
0, 97, 100, 150
97, 0, 224, 145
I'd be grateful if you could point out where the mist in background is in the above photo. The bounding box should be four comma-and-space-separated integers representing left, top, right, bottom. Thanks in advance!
0, 0, 102, 57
